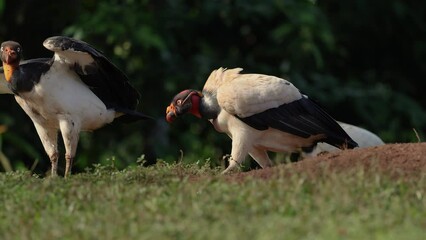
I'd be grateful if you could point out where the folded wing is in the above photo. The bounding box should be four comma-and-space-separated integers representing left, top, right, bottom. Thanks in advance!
216, 71, 357, 149
217, 73, 302, 117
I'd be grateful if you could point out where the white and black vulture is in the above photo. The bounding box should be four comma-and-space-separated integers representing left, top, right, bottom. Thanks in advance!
0, 36, 151, 177
301, 121, 384, 158
166, 68, 358, 173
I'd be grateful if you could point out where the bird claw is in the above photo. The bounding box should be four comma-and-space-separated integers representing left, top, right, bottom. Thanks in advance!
221, 155, 242, 174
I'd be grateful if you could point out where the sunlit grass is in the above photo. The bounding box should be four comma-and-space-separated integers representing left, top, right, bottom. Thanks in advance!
0, 160, 424, 240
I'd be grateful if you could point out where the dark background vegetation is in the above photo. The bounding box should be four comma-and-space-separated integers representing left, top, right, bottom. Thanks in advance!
0, 0, 425, 174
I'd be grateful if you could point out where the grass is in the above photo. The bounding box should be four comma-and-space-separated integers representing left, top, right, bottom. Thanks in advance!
0, 159, 425, 240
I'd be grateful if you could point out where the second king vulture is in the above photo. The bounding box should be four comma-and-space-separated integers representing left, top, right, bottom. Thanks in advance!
166, 68, 358, 173
0, 36, 151, 177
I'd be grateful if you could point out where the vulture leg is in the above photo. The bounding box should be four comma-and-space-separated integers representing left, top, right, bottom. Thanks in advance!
33, 123, 59, 177
59, 118, 80, 177
248, 148, 273, 169
221, 135, 251, 174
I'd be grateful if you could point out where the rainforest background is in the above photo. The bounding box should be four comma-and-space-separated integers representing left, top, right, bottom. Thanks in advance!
0, 0, 424, 174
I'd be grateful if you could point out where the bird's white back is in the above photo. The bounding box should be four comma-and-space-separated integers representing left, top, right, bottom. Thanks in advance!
304, 121, 384, 157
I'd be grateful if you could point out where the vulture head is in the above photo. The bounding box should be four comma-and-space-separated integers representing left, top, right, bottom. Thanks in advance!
1, 41, 22, 81
1, 41, 22, 65
166, 89, 203, 123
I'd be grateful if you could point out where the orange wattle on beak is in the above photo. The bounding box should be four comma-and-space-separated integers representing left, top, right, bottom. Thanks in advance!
166, 104, 177, 123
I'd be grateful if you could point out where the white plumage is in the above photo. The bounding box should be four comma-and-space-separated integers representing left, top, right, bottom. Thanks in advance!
217, 71, 302, 118
302, 121, 384, 157
17, 62, 118, 130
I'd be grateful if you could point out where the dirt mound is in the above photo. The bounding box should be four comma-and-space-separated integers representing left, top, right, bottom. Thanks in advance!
229, 143, 426, 181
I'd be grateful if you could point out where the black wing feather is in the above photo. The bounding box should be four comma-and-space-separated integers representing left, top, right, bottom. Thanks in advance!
45, 36, 141, 110
1, 58, 52, 94
238, 97, 358, 149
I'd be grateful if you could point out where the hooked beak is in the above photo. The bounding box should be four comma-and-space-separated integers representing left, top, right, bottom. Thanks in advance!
3, 49, 17, 64
166, 104, 177, 123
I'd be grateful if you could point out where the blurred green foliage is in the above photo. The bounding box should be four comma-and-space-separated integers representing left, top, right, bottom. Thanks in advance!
0, 0, 425, 174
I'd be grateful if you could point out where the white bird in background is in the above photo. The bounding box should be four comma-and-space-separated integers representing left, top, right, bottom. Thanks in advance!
166, 68, 358, 173
301, 121, 384, 158
0, 36, 151, 177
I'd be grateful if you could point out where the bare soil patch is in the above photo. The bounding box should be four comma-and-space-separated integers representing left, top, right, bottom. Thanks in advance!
228, 143, 426, 181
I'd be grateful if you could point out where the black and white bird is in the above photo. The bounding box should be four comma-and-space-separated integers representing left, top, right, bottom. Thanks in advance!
0, 36, 151, 176
166, 68, 358, 173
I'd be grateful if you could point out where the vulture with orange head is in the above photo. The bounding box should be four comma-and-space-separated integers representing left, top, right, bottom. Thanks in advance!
166, 68, 358, 173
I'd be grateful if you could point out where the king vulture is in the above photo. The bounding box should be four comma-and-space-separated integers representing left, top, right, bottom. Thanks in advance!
301, 121, 384, 158
166, 68, 358, 174
0, 36, 151, 177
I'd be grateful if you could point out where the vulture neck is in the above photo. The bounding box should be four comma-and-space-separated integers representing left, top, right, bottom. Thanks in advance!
199, 92, 220, 120
2, 62, 18, 82
189, 94, 202, 118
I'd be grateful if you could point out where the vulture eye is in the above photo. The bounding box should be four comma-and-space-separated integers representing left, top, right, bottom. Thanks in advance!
0, 47, 3, 52
16, 47, 21, 53
176, 99, 183, 105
